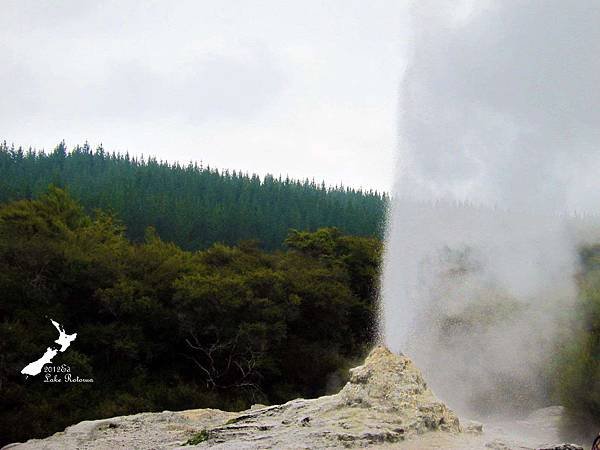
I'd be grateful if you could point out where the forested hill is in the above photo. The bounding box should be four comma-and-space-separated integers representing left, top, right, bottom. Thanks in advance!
0, 142, 387, 249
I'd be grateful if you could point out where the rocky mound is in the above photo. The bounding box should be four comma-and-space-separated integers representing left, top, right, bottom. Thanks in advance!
2, 346, 584, 449
185, 346, 461, 448
3, 346, 461, 449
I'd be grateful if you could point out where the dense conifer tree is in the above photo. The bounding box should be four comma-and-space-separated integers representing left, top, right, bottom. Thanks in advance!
0, 142, 387, 249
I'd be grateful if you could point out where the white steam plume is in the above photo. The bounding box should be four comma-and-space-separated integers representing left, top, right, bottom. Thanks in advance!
381, 0, 600, 415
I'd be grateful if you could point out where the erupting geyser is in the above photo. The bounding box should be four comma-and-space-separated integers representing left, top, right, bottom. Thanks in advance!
380, 0, 600, 416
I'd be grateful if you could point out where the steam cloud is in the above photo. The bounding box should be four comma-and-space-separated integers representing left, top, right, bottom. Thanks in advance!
382, 0, 600, 416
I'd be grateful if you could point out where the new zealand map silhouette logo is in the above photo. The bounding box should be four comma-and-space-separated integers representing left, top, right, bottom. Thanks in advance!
21, 319, 77, 377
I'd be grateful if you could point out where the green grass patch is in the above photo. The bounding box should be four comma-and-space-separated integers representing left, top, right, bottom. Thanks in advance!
184, 429, 210, 445
225, 416, 243, 425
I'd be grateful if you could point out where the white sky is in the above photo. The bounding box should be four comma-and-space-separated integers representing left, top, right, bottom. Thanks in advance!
0, 1, 409, 193
398, 0, 600, 214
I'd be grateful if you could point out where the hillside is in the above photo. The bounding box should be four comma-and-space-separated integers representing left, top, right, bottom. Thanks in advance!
0, 189, 381, 446
0, 142, 387, 250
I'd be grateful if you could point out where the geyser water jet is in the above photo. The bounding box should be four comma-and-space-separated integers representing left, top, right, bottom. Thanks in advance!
381, 0, 600, 416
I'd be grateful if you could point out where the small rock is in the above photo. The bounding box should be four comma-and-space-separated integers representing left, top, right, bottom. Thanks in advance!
463, 419, 484, 434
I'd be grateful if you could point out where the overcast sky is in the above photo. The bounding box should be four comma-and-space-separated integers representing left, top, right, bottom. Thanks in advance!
0, 1, 408, 192
398, 0, 600, 214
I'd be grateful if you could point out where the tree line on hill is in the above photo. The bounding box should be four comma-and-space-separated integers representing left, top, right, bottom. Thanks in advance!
0, 141, 387, 250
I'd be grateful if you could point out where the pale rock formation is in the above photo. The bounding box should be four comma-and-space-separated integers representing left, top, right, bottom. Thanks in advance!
184, 346, 460, 449
3, 346, 585, 450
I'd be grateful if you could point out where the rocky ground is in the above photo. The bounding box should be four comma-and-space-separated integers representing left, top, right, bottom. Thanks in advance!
2, 347, 586, 449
